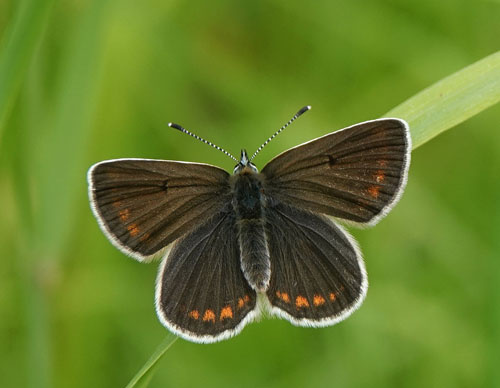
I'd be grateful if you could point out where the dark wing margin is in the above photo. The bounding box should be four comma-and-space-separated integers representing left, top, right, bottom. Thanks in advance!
261, 118, 411, 226
87, 158, 231, 261
155, 208, 258, 343
265, 202, 367, 326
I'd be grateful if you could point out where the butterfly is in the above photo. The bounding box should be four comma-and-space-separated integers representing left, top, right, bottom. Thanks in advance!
87, 106, 411, 343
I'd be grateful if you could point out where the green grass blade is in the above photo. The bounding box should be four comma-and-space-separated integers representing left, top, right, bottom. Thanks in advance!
0, 0, 55, 141
125, 334, 178, 388
385, 50, 500, 149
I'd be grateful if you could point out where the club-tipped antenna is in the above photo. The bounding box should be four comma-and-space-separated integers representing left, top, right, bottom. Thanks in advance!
249, 105, 311, 161
168, 122, 238, 162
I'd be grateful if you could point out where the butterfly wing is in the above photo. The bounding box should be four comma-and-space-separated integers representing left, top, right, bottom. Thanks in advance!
265, 202, 367, 325
261, 118, 411, 226
156, 207, 258, 343
88, 158, 231, 261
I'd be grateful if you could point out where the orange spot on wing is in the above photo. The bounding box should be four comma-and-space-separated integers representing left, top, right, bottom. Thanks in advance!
295, 295, 309, 308
112, 201, 122, 208
220, 306, 233, 320
119, 209, 130, 221
368, 186, 380, 198
127, 223, 140, 237
188, 310, 199, 320
237, 295, 251, 309
313, 294, 326, 306
329, 293, 336, 302
375, 170, 385, 183
202, 309, 216, 323
139, 232, 150, 242
276, 291, 291, 303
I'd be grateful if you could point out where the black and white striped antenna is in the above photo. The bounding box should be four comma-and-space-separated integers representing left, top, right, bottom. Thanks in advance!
249, 105, 311, 161
168, 122, 238, 162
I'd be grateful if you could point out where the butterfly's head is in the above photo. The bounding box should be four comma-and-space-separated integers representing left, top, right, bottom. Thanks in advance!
233, 149, 258, 174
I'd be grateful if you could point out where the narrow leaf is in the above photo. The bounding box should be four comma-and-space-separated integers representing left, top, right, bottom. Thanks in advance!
125, 334, 178, 388
386, 51, 500, 149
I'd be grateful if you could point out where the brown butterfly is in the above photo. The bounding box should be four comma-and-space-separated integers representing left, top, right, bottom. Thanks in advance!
87, 106, 411, 343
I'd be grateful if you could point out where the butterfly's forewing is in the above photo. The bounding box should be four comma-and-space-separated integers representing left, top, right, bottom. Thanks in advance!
261, 119, 411, 226
88, 158, 231, 261
156, 206, 258, 343
264, 202, 366, 325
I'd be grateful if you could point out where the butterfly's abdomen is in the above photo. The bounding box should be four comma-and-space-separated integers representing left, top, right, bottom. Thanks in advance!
231, 171, 270, 292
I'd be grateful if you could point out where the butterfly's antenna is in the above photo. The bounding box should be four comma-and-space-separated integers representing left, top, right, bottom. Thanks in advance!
250, 105, 311, 161
168, 122, 238, 162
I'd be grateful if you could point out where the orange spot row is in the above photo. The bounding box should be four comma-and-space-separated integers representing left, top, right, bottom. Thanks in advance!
276, 292, 345, 308
188, 306, 234, 322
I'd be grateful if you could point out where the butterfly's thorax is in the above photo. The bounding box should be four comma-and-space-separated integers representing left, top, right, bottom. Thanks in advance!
230, 167, 270, 292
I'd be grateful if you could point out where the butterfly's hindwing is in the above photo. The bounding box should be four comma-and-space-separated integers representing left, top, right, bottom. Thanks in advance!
261, 119, 411, 225
88, 159, 231, 260
264, 201, 367, 326
155, 207, 258, 343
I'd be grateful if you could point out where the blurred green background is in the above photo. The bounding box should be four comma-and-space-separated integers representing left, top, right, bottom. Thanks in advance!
1, 0, 499, 387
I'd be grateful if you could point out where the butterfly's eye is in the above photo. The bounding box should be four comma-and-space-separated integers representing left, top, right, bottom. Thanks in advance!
248, 161, 258, 172
233, 162, 243, 174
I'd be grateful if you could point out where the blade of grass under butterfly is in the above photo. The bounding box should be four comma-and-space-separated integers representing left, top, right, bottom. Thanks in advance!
125, 334, 178, 388
0, 0, 55, 142
385, 50, 500, 150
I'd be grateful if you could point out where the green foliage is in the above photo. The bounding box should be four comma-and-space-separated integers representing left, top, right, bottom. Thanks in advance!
0, 1, 499, 388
